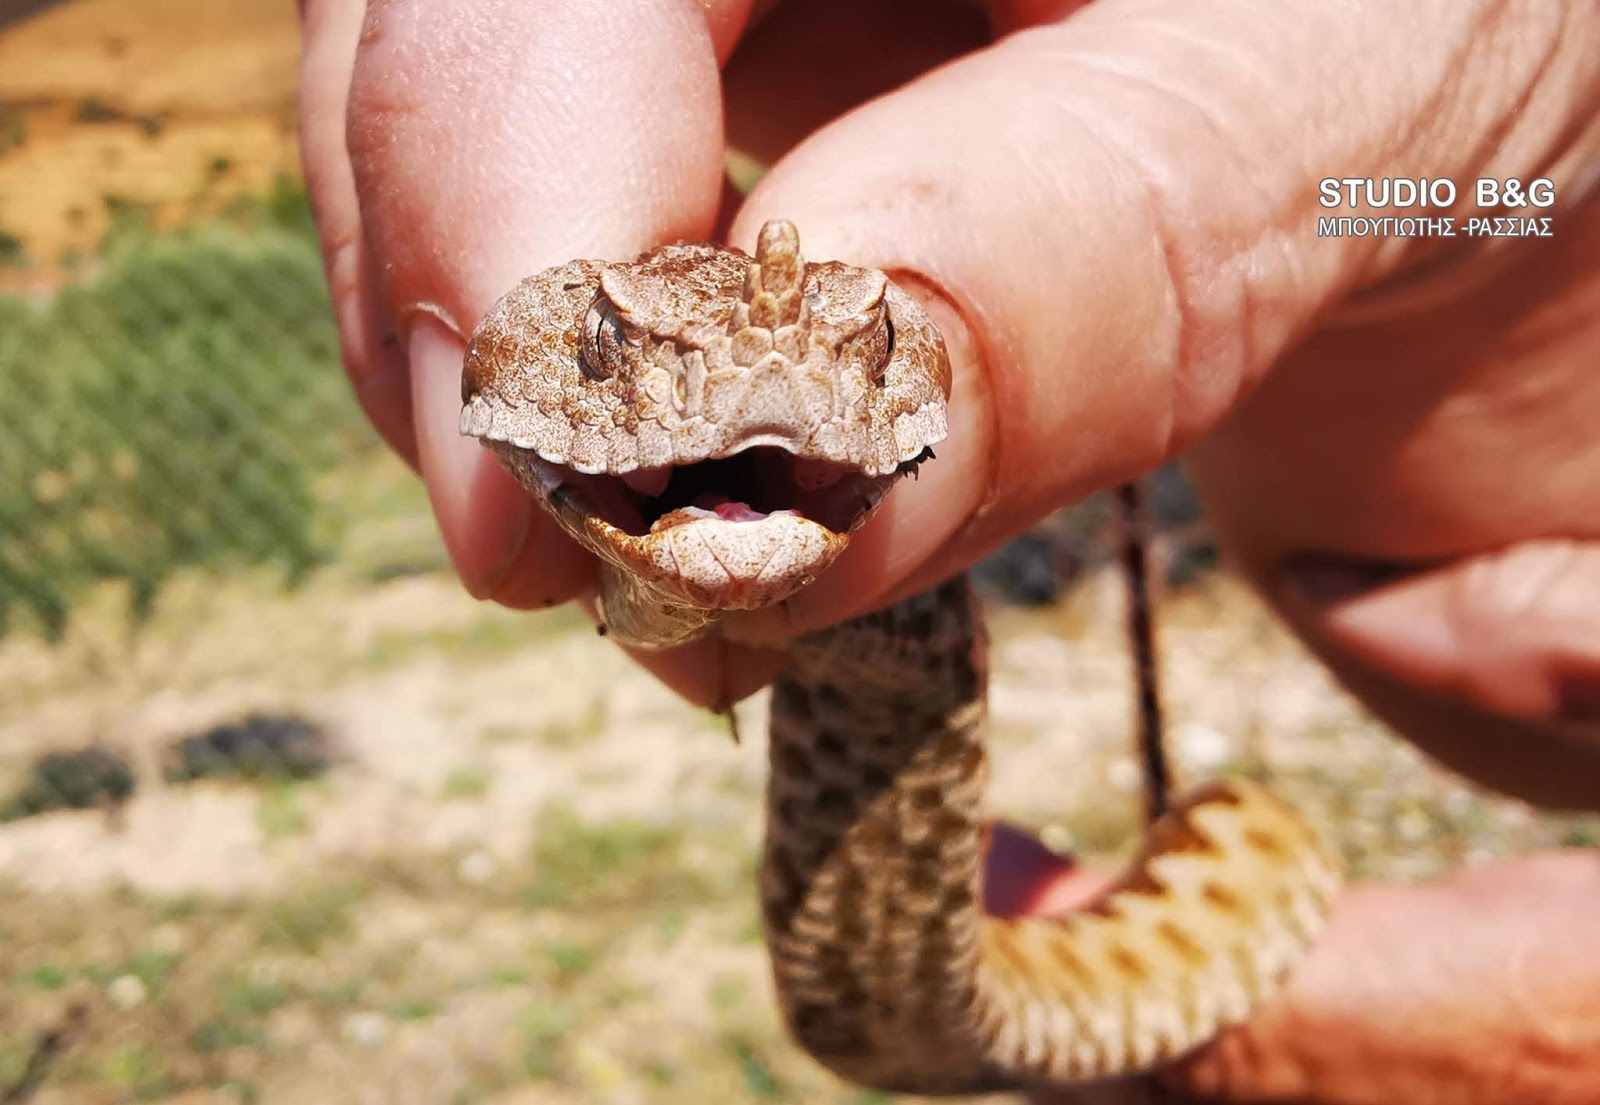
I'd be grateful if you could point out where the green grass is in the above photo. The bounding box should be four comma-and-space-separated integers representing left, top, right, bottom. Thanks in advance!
191, 1016, 271, 1056
388, 999, 439, 1021
257, 880, 362, 954
532, 695, 611, 749
538, 939, 598, 985
441, 766, 491, 801
226, 977, 292, 1016
517, 1002, 578, 1080
523, 805, 712, 911
256, 783, 311, 839
25, 962, 69, 989
724, 1033, 784, 1099
363, 606, 588, 674
0, 1033, 32, 1087
1562, 825, 1600, 848
119, 947, 181, 998
102, 1045, 179, 1100
0, 106, 25, 155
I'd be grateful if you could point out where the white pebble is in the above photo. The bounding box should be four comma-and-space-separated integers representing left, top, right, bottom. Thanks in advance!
1177, 721, 1234, 773
342, 1011, 389, 1049
1039, 824, 1075, 855
106, 974, 147, 1010
457, 850, 497, 885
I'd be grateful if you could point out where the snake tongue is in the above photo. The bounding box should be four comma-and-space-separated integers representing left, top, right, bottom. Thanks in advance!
690, 494, 767, 522
649, 498, 776, 534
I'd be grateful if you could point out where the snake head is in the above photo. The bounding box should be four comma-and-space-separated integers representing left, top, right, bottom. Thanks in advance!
460, 220, 950, 616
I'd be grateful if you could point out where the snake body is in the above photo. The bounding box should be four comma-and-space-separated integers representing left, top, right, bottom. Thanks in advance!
460, 221, 1342, 1094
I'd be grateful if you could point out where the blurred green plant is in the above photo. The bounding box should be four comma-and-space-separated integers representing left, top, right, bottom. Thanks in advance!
0, 105, 26, 155
0, 186, 366, 639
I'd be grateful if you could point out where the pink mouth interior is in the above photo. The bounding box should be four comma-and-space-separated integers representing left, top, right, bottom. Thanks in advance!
689, 498, 769, 523
550, 446, 923, 539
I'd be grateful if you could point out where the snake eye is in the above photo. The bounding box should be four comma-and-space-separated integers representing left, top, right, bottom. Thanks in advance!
581, 299, 627, 381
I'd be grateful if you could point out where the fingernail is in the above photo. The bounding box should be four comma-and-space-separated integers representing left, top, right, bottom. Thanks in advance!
1281, 556, 1405, 604
409, 316, 531, 597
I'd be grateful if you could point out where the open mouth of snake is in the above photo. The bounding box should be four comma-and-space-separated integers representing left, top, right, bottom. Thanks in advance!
552, 446, 930, 539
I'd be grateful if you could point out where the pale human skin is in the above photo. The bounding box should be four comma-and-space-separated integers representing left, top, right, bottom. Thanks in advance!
296, 0, 1600, 1100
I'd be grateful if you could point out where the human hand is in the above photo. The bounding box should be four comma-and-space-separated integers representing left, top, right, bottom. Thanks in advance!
298, 2, 1600, 1100
299, 1, 1600, 794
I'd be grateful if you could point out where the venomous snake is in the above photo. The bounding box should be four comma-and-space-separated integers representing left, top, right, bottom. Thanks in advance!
459, 220, 1343, 1095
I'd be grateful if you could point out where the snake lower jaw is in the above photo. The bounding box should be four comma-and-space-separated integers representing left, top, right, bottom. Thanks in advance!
484, 439, 917, 627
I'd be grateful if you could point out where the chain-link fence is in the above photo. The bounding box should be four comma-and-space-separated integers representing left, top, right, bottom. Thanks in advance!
0, 203, 354, 639
3, 7, 1598, 1105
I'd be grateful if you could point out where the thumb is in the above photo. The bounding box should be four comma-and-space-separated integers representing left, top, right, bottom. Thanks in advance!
1285, 539, 1600, 726
734, 0, 1600, 631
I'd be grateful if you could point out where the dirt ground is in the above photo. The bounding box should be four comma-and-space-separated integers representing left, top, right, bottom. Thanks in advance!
1, 467, 1595, 1104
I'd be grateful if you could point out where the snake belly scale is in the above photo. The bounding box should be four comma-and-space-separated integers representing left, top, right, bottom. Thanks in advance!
460, 219, 1342, 1095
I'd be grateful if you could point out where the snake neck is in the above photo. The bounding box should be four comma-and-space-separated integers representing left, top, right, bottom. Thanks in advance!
761, 577, 1007, 1093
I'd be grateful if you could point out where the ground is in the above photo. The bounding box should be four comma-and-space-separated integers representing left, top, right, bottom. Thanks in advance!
1, 453, 1594, 1104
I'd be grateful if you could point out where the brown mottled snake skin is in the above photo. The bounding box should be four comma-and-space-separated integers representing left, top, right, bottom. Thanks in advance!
460, 220, 1343, 1095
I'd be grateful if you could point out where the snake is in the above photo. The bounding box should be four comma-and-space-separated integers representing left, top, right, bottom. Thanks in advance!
459, 219, 1343, 1096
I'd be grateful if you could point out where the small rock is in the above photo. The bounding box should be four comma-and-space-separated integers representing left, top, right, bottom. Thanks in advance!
457, 850, 497, 885
106, 974, 148, 1010
1177, 721, 1234, 774
1038, 824, 1075, 855
342, 1011, 389, 1049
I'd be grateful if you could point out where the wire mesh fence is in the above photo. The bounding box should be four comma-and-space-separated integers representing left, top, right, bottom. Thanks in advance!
0, 202, 357, 640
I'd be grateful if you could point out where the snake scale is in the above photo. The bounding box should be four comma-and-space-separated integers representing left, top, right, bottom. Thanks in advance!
459, 220, 1343, 1095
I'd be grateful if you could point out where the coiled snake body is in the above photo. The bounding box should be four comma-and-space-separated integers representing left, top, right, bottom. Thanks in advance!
460, 220, 1342, 1095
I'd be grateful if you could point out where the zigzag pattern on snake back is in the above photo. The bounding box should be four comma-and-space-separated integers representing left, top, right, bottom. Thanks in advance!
459, 219, 1343, 1095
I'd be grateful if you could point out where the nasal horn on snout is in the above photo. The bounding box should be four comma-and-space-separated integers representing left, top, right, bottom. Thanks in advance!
744, 220, 806, 331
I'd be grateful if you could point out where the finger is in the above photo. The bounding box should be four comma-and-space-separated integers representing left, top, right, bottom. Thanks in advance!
574, 595, 789, 711
299, 0, 416, 468
342, 0, 739, 601
983, 821, 1109, 918
1284, 540, 1600, 725
1276, 539, 1600, 809
1165, 853, 1600, 1104
731, 0, 1600, 632
722, 0, 993, 166
722, 0, 1102, 168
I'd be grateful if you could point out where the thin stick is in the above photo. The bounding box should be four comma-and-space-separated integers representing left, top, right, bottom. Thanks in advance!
1, 1004, 86, 1104
1113, 480, 1171, 823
